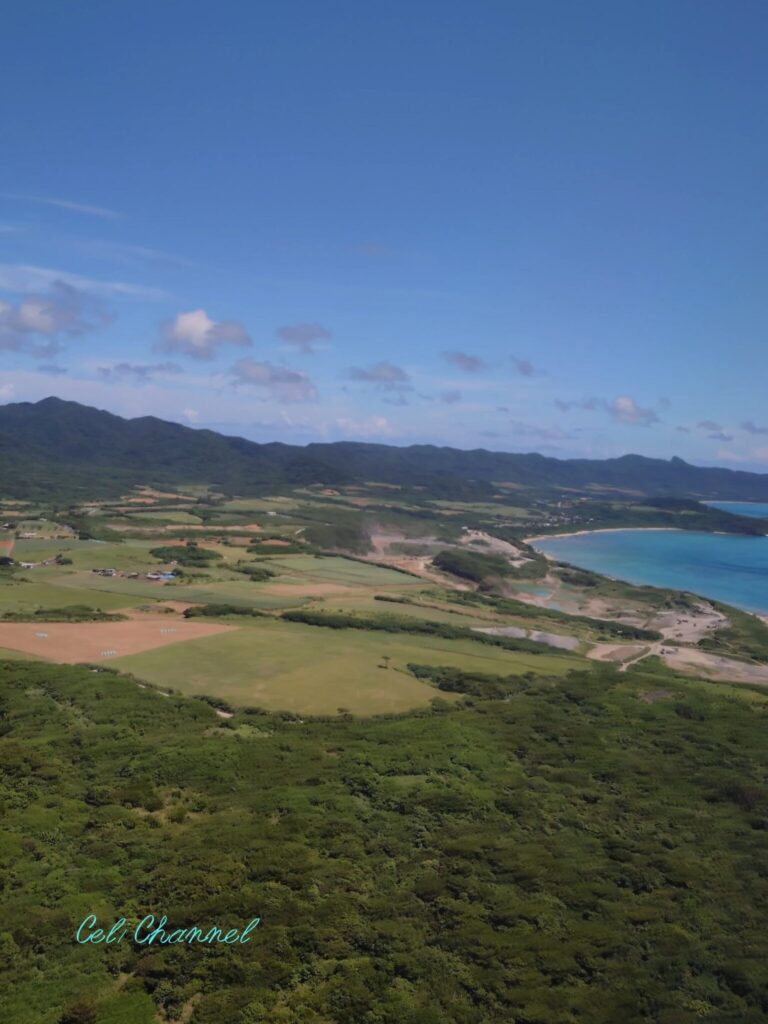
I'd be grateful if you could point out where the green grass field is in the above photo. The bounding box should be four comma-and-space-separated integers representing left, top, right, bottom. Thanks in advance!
313, 590, 499, 626
12, 538, 160, 569
0, 578, 143, 612
262, 553, 423, 587
222, 496, 303, 512
12, 538, 80, 562
430, 500, 532, 518
119, 510, 204, 525
45, 569, 309, 609
109, 617, 583, 714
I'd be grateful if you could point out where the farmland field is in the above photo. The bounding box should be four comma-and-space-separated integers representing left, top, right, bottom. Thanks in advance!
261, 554, 424, 587
0, 578, 143, 611
109, 616, 582, 714
0, 616, 237, 663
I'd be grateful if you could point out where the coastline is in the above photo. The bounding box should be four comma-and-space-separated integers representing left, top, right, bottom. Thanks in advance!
523, 527, 684, 545
523, 526, 768, 619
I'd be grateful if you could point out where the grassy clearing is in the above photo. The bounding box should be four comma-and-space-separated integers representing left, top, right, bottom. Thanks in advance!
314, 591, 498, 627
13, 538, 160, 570
222, 496, 303, 512
264, 554, 423, 587
0, 645, 40, 661
120, 510, 203, 525
110, 617, 582, 714
0, 579, 142, 612
12, 538, 83, 562
48, 571, 305, 609
430, 500, 532, 518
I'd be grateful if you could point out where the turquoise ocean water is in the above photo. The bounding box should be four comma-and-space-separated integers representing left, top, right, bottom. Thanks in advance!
706, 501, 768, 519
533, 529, 768, 613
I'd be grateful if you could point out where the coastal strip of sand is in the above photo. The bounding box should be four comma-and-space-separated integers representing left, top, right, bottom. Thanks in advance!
523, 526, 683, 545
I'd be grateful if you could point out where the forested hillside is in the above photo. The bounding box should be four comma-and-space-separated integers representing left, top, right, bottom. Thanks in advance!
3, 397, 768, 501
2, 658, 767, 1023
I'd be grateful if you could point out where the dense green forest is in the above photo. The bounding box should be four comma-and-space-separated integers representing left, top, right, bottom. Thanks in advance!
2, 658, 768, 1023
4, 397, 768, 501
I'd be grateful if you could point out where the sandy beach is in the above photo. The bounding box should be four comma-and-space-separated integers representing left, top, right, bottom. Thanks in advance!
523, 527, 684, 545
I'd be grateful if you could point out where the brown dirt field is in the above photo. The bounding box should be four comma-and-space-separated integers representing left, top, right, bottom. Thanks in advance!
0, 538, 14, 555
0, 618, 237, 664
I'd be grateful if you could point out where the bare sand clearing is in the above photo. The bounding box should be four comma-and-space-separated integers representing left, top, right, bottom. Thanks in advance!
661, 647, 768, 687
474, 624, 579, 651
460, 530, 530, 567
651, 602, 727, 643
0, 618, 237, 663
588, 643, 649, 664
366, 530, 473, 585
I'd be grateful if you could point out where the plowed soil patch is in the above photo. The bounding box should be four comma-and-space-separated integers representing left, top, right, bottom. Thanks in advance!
0, 618, 237, 663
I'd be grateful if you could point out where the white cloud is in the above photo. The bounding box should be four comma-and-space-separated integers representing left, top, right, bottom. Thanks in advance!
742, 419, 768, 436
97, 362, 183, 384
348, 361, 412, 391
510, 356, 537, 377
80, 240, 194, 269
442, 350, 486, 373
231, 358, 317, 403
0, 282, 107, 357
276, 322, 331, 354
609, 395, 659, 426
334, 415, 393, 437
506, 420, 574, 441
0, 383, 15, 400
157, 309, 252, 360
0, 263, 166, 300
556, 394, 659, 427
0, 193, 119, 219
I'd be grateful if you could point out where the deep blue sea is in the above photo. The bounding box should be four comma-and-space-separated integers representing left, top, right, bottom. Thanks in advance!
533, 529, 768, 613
705, 501, 768, 519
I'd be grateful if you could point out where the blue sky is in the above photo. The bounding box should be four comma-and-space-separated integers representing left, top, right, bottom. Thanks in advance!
1, 0, 767, 466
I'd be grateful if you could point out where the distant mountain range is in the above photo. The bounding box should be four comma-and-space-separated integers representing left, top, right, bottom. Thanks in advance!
2, 396, 768, 502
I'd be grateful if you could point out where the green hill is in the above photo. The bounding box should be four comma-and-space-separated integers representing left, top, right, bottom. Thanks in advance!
2, 396, 768, 501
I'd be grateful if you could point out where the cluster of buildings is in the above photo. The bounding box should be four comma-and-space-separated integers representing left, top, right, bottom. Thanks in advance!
91, 568, 178, 582
18, 557, 60, 570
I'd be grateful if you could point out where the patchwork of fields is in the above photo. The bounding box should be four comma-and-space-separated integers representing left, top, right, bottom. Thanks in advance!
4, 481, 763, 716
109, 616, 581, 714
